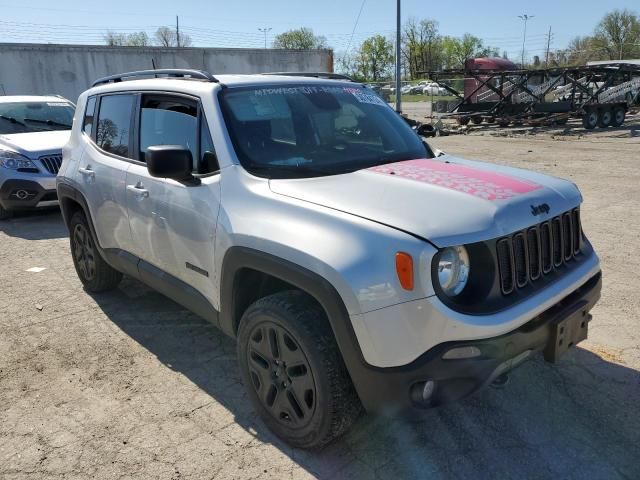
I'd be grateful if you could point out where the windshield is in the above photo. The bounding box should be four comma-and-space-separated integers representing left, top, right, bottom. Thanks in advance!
219, 84, 430, 178
0, 101, 75, 134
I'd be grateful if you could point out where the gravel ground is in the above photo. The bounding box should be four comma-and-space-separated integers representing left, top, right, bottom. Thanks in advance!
1, 132, 639, 479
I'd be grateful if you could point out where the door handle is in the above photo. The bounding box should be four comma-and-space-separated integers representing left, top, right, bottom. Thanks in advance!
126, 183, 149, 199
78, 166, 95, 178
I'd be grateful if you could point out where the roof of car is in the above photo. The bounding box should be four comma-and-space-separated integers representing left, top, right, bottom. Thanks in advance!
0, 95, 72, 104
87, 73, 358, 96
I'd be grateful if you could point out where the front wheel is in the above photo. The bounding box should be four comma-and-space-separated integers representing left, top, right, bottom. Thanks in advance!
582, 110, 598, 130
237, 290, 362, 448
69, 210, 122, 292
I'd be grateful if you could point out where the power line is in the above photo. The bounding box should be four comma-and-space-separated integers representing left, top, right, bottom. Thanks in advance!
345, 0, 367, 53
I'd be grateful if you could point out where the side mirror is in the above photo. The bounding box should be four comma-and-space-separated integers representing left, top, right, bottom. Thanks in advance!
146, 145, 199, 185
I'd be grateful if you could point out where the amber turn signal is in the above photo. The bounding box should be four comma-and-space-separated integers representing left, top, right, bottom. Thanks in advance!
395, 252, 414, 291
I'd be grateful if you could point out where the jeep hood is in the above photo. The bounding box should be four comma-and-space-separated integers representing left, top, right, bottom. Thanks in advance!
269, 156, 582, 247
0, 130, 70, 156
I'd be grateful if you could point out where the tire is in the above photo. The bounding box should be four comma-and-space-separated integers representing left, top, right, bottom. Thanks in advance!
597, 108, 612, 128
457, 117, 470, 126
582, 110, 598, 130
0, 204, 12, 220
69, 210, 122, 292
611, 106, 625, 127
471, 116, 483, 125
237, 290, 362, 449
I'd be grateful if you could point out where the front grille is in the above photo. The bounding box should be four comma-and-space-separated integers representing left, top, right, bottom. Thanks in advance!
39, 154, 63, 174
496, 208, 582, 295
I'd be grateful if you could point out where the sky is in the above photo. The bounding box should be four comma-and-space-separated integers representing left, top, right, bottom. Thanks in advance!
0, 0, 636, 60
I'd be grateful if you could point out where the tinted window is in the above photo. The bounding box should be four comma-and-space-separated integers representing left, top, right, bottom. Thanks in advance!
0, 101, 74, 134
199, 116, 218, 174
83, 97, 96, 136
139, 96, 196, 164
219, 84, 428, 179
96, 94, 134, 158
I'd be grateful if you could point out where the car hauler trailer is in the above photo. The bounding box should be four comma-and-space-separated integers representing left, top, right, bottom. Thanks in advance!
424, 63, 640, 129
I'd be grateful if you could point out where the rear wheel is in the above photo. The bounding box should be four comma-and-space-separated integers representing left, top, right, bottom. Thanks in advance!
471, 116, 483, 125
457, 117, 470, 126
611, 106, 626, 127
597, 108, 612, 128
69, 211, 122, 292
582, 110, 598, 130
237, 290, 362, 448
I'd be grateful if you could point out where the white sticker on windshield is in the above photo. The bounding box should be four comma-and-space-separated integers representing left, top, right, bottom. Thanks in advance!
343, 87, 387, 107
46, 103, 69, 107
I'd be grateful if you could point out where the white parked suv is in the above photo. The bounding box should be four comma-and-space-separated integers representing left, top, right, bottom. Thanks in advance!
57, 69, 602, 448
0, 95, 75, 219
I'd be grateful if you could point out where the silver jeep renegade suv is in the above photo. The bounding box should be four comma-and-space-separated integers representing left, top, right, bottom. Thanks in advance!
57, 70, 602, 448
0, 95, 75, 219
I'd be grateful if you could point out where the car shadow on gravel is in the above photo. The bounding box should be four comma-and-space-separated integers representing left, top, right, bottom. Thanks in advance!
89, 277, 640, 480
0, 208, 67, 240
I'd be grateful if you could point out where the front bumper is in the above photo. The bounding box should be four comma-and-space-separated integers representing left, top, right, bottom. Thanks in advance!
0, 177, 58, 210
352, 271, 601, 413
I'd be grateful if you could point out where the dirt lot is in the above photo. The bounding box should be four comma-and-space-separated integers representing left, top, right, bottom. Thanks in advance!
1, 129, 639, 479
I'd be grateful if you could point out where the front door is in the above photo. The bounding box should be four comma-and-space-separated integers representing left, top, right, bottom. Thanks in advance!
125, 94, 220, 305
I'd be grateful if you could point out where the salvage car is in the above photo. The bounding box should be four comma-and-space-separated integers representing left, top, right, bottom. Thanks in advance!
0, 95, 75, 219
57, 69, 602, 448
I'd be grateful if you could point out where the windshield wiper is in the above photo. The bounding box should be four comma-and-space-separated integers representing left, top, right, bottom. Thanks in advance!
0, 115, 27, 127
23, 118, 72, 128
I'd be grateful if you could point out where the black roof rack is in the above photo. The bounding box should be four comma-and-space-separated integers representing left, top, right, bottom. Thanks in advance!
92, 69, 218, 87
261, 72, 356, 82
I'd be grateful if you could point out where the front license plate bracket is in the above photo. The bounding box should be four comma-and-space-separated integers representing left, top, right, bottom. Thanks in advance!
543, 302, 590, 363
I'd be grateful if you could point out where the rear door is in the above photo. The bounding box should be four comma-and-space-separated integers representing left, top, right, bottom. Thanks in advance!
78, 93, 134, 252
125, 93, 220, 303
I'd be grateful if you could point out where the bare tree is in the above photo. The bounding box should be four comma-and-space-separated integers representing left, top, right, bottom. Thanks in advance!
154, 26, 192, 47
104, 30, 150, 47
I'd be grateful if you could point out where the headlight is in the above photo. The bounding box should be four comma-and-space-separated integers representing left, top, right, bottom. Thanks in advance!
437, 246, 470, 296
0, 150, 38, 170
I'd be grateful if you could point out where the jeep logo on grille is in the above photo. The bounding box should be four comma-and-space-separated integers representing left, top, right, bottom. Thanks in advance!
531, 203, 550, 216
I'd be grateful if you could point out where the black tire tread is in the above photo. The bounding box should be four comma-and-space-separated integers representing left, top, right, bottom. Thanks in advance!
69, 210, 122, 292
238, 290, 362, 448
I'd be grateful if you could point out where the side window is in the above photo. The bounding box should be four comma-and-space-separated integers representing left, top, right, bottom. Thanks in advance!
83, 96, 96, 136
96, 94, 135, 158
199, 116, 219, 174
139, 96, 197, 164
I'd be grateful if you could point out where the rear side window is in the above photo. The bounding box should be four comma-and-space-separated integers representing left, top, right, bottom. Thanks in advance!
83, 96, 96, 136
139, 95, 197, 164
96, 94, 135, 158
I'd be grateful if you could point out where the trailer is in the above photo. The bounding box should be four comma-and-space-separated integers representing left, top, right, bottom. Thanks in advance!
424, 63, 640, 129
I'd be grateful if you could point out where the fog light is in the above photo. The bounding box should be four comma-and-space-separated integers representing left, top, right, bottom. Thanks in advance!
442, 346, 482, 360
410, 380, 436, 405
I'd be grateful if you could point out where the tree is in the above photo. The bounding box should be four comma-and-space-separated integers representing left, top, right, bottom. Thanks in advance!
154, 26, 192, 47
355, 35, 394, 81
402, 18, 442, 79
272, 27, 327, 49
104, 30, 150, 47
592, 9, 640, 60
442, 34, 498, 69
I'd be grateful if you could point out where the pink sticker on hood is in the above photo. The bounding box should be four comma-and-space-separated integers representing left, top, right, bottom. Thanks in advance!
368, 159, 542, 200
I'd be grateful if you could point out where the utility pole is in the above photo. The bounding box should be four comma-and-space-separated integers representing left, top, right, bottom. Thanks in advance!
395, 0, 401, 113
518, 14, 534, 68
258, 27, 272, 49
176, 15, 180, 48
545, 26, 553, 67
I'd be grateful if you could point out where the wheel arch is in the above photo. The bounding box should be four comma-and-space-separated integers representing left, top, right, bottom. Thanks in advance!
219, 246, 378, 408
